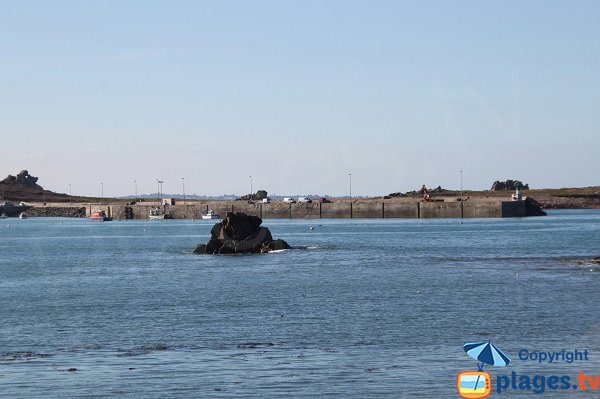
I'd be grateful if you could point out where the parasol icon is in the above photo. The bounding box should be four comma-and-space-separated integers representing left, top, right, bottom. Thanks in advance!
463, 340, 511, 369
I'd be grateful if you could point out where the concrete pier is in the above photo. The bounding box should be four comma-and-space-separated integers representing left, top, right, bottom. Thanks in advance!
83, 199, 528, 220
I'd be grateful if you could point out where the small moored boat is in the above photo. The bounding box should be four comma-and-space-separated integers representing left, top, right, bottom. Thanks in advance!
149, 207, 165, 220
201, 210, 220, 220
90, 210, 112, 222
19, 213, 27, 219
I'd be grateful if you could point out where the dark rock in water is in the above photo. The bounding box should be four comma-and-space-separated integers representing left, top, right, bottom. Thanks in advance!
592, 257, 600, 264
266, 239, 290, 251
524, 197, 547, 216
194, 244, 208, 253
194, 212, 290, 254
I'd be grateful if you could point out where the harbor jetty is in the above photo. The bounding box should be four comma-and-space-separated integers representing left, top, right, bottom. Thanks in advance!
26, 196, 542, 220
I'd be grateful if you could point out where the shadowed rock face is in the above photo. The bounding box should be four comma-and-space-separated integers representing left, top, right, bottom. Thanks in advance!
194, 212, 290, 254
524, 197, 547, 216
237, 190, 268, 201
1, 170, 42, 190
0, 170, 71, 202
491, 179, 530, 191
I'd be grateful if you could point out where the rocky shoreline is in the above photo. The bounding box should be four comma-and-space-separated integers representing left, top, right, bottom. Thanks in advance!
535, 195, 600, 209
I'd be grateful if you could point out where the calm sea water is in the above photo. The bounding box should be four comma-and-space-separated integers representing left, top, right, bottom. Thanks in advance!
1, 210, 600, 398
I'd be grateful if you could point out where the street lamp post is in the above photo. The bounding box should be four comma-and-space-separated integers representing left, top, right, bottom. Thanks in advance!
157, 180, 164, 200
460, 170, 463, 201
134, 180, 137, 199
348, 173, 352, 200
156, 179, 161, 205
100, 182, 104, 202
249, 175, 253, 201
460, 170, 464, 223
182, 177, 186, 205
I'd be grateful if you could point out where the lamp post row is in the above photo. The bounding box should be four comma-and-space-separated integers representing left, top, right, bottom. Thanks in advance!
70, 172, 469, 202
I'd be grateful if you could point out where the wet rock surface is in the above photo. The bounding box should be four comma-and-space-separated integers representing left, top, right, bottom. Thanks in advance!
194, 212, 290, 254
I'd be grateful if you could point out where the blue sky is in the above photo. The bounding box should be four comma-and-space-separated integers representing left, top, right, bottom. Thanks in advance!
1, 1, 598, 196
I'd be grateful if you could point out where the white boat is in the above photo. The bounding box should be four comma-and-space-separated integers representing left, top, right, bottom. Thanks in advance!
19, 212, 27, 219
149, 207, 165, 220
201, 210, 220, 220
0, 213, 7, 219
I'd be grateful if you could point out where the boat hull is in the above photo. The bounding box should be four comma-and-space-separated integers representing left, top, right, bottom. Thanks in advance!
91, 216, 112, 222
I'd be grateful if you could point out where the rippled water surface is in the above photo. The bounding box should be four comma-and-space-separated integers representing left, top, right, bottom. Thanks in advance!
1, 210, 600, 398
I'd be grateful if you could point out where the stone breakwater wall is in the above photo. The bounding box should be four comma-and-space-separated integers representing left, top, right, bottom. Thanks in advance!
86, 200, 529, 220
26, 207, 86, 218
